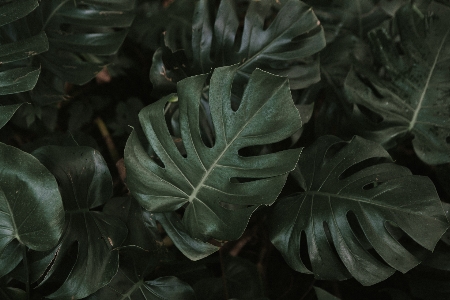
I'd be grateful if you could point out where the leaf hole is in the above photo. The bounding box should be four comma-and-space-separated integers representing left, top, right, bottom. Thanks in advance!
219, 201, 254, 210
385, 221, 431, 261
362, 181, 385, 190
323, 221, 341, 260
300, 230, 313, 272
339, 157, 392, 180
346, 211, 388, 266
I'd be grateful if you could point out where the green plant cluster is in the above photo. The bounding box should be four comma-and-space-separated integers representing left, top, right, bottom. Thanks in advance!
1, 0, 450, 299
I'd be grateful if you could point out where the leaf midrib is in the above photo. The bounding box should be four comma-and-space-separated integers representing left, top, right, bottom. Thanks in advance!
187, 83, 284, 203
303, 190, 441, 220
408, 29, 450, 131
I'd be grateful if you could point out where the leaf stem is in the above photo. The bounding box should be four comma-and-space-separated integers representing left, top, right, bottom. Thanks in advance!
94, 117, 120, 162
22, 245, 30, 300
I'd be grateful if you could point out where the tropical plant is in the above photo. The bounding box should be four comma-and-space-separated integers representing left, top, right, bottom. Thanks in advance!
1, 0, 450, 299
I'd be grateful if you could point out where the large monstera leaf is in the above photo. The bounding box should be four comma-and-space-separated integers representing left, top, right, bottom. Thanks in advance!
125, 65, 302, 242
0, 0, 49, 95
269, 135, 449, 286
345, 2, 450, 164
87, 247, 196, 300
0, 143, 64, 277
31, 146, 127, 299
150, 0, 325, 92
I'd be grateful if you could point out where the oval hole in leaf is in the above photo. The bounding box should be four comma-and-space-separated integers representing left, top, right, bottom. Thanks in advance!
219, 201, 254, 211
363, 181, 385, 190
339, 157, 392, 180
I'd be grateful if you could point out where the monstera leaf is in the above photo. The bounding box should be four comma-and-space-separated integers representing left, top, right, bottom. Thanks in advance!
125, 65, 302, 242
0, 143, 64, 277
0, 0, 49, 95
35, 0, 135, 85
150, 0, 325, 92
31, 146, 127, 299
269, 135, 449, 286
87, 247, 195, 300
345, 2, 450, 164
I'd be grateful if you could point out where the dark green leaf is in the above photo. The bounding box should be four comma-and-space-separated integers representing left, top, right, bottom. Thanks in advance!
0, 0, 38, 27
87, 247, 196, 300
125, 65, 302, 241
129, 0, 195, 51
269, 135, 448, 285
150, 0, 325, 91
104, 197, 164, 252
31, 146, 127, 299
155, 212, 219, 261
0, 143, 64, 277
0, 103, 21, 129
345, 2, 450, 164
314, 287, 341, 300
30, 0, 135, 87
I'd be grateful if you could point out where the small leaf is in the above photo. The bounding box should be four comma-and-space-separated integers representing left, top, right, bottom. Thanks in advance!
269, 135, 449, 285
0, 143, 64, 277
125, 65, 302, 241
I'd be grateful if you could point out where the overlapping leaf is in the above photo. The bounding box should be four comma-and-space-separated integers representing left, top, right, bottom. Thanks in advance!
0, 0, 48, 95
26, 0, 135, 104
269, 135, 448, 285
150, 0, 325, 92
31, 146, 127, 299
0, 143, 64, 277
0, 104, 21, 129
125, 65, 302, 242
87, 247, 195, 300
345, 2, 450, 164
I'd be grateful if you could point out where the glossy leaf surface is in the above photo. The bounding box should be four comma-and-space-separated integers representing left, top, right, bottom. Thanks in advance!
87, 247, 195, 300
0, 143, 64, 277
155, 212, 219, 261
126, 65, 302, 241
0, 0, 48, 95
150, 0, 325, 91
345, 2, 450, 164
32, 146, 127, 299
269, 135, 448, 285
32, 0, 135, 88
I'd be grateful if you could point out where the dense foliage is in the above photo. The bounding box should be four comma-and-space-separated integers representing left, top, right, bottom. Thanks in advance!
1, 0, 450, 299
